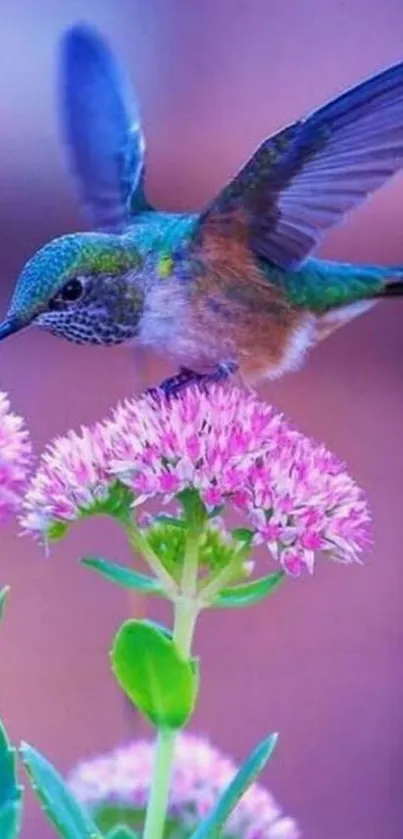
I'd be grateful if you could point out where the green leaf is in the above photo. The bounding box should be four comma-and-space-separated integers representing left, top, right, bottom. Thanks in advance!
19, 742, 102, 839
105, 827, 140, 839
213, 572, 285, 608
111, 620, 199, 729
190, 734, 278, 839
0, 587, 10, 624
0, 720, 23, 839
81, 557, 164, 596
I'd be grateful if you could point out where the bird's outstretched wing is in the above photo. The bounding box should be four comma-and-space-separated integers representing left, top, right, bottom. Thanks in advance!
58, 23, 152, 232
195, 60, 403, 269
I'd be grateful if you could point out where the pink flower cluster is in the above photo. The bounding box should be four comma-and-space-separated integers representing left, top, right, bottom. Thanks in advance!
22, 424, 111, 536
0, 392, 31, 520
21, 385, 371, 574
68, 733, 300, 839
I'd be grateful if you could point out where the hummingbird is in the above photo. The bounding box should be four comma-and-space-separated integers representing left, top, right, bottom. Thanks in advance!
1, 23, 403, 394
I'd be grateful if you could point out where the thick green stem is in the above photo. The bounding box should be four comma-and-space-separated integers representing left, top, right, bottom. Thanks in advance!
142, 727, 177, 839
174, 528, 200, 655
173, 599, 198, 658
142, 527, 200, 839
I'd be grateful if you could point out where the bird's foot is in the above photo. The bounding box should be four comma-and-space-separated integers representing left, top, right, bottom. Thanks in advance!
147, 361, 238, 399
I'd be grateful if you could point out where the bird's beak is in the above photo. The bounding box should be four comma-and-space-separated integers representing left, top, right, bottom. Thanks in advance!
0, 316, 26, 342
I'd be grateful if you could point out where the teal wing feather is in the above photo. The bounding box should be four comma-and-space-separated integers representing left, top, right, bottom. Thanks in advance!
265, 258, 391, 313
195, 60, 403, 270
58, 23, 153, 232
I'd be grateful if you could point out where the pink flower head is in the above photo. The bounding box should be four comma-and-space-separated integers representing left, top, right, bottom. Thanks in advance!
108, 386, 371, 573
21, 423, 112, 536
0, 392, 31, 520
22, 384, 371, 574
67, 733, 300, 839
107, 386, 284, 506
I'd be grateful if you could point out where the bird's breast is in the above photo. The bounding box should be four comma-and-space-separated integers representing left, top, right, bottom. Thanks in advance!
137, 276, 232, 365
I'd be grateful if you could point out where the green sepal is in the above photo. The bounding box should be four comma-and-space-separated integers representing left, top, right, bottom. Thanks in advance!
199, 528, 239, 572
177, 488, 208, 529
45, 482, 134, 544
212, 572, 285, 608
0, 720, 23, 839
84, 481, 134, 523
231, 528, 255, 546
145, 523, 184, 579
47, 521, 69, 543
110, 620, 199, 729
0, 587, 10, 624
19, 742, 102, 839
81, 557, 165, 596
190, 734, 278, 839
105, 827, 140, 839
145, 520, 237, 575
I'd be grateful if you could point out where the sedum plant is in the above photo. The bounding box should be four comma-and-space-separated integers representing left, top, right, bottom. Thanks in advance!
0, 385, 371, 838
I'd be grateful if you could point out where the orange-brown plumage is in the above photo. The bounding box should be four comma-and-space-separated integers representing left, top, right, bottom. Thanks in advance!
187, 216, 311, 382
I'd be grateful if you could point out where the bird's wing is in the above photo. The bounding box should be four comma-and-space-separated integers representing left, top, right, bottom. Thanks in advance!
58, 23, 153, 232
194, 60, 403, 269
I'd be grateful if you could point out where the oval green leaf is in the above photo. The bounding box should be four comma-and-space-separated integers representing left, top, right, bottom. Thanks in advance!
212, 572, 285, 608
0, 720, 23, 839
81, 557, 164, 596
111, 620, 199, 729
190, 734, 278, 839
19, 742, 102, 839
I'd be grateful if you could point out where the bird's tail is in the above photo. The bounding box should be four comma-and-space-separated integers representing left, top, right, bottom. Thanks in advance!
315, 262, 403, 342
379, 268, 403, 297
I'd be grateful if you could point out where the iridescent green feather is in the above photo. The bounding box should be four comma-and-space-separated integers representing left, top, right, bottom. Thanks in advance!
126, 212, 198, 256
8, 233, 142, 318
263, 257, 396, 313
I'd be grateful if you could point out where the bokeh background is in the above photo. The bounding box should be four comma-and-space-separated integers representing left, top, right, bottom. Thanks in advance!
1, 1, 403, 837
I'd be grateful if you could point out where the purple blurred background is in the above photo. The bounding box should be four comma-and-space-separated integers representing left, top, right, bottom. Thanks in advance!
1, 1, 403, 837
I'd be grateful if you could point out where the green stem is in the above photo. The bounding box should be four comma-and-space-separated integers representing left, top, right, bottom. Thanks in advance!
174, 528, 200, 655
124, 520, 178, 598
173, 598, 198, 658
142, 727, 177, 839
142, 527, 200, 839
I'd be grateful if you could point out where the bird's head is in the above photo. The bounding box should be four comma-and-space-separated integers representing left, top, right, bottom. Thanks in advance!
0, 232, 144, 346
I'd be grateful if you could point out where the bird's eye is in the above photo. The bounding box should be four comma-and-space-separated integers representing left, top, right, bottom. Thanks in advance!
60, 279, 84, 302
